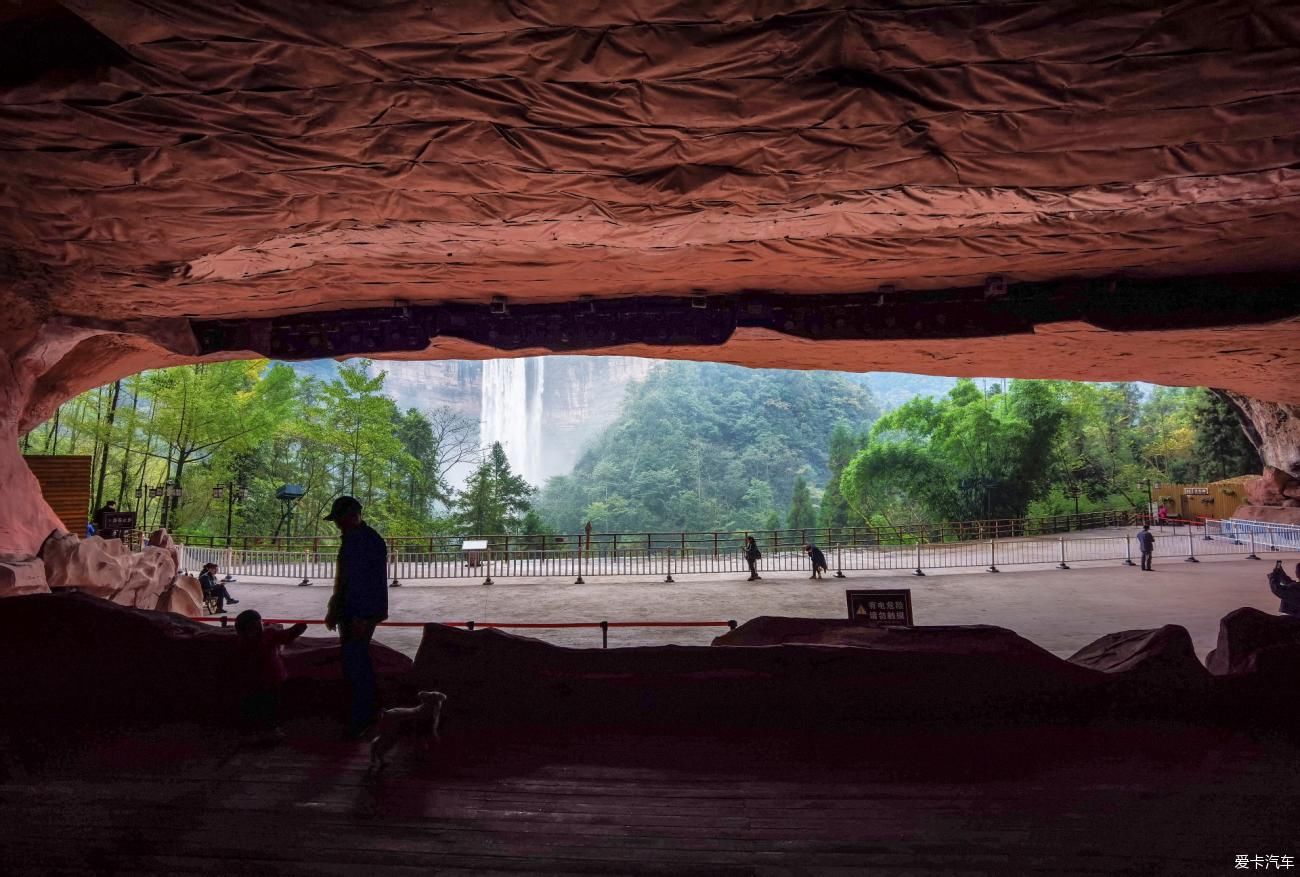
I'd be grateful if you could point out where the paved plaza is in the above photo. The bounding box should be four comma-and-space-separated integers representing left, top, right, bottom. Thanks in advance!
214, 549, 1300, 659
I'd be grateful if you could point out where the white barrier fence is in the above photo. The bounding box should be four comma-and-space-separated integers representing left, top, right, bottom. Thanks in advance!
177, 519, 1295, 584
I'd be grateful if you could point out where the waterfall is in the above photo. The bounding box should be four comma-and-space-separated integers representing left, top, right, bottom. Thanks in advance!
480, 357, 545, 485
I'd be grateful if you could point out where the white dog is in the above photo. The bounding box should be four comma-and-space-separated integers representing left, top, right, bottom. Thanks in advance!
369, 690, 447, 771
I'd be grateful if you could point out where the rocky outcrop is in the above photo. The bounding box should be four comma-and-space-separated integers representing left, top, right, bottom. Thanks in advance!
1067, 625, 1211, 716
40, 532, 177, 610
155, 573, 206, 617
0, 592, 412, 732
0, 555, 49, 599
411, 621, 1105, 732
1205, 607, 1300, 676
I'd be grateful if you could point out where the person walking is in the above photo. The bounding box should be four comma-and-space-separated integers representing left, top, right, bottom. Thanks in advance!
323, 495, 389, 739
1136, 524, 1156, 571
743, 535, 762, 581
804, 543, 828, 580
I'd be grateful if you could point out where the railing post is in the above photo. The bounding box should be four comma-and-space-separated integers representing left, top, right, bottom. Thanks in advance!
297, 549, 312, 587
223, 545, 235, 583
1123, 537, 1135, 566
912, 541, 925, 576
834, 545, 846, 578
600, 620, 608, 648
1202, 519, 1212, 541
1247, 531, 1260, 560
664, 548, 675, 583
575, 542, 585, 584
1057, 537, 1070, 570
1184, 530, 1199, 563
988, 538, 999, 573
389, 550, 401, 588
483, 546, 494, 586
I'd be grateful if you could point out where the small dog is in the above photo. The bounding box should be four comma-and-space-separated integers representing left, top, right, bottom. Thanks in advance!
369, 690, 447, 772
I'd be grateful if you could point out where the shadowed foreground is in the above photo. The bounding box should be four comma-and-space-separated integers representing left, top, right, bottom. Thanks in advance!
1, 719, 1297, 875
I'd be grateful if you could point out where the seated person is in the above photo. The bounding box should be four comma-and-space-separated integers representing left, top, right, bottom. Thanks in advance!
1267, 561, 1300, 617
199, 562, 239, 612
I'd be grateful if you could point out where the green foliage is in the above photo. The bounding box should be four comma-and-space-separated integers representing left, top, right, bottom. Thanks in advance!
786, 475, 817, 530
451, 442, 536, 535
1191, 390, 1261, 481
536, 361, 879, 533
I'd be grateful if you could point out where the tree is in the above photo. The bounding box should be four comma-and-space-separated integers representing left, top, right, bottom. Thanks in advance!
1192, 390, 1261, 481
817, 420, 860, 529
451, 442, 536, 535
787, 475, 817, 530
841, 379, 1067, 525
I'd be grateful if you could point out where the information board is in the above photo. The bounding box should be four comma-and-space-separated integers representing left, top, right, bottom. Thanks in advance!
102, 511, 138, 532
845, 589, 914, 626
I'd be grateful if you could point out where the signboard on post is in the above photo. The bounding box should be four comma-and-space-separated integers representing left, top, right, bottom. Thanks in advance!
462, 539, 488, 568
846, 589, 914, 626
102, 511, 138, 533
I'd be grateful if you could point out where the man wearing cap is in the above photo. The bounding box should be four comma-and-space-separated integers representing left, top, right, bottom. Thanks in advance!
323, 495, 389, 738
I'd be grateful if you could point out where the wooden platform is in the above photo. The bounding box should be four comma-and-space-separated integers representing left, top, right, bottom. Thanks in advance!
2, 720, 1297, 875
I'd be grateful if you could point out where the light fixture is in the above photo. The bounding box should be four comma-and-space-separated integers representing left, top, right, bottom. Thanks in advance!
150, 487, 163, 498
212, 485, 224, 500
489, 296, 508, 314
237, 487, 249, 501
984, 275, 1008, 298
134, 487, 142, 498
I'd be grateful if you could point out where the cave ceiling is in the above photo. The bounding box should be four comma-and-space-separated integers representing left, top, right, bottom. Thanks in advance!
1, 0, 1299, 401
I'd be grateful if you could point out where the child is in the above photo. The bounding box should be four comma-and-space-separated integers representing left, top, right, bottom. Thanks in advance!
234, 610, 307, 743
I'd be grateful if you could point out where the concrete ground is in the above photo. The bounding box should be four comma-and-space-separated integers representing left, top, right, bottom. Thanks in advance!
214, 549, 1300, 660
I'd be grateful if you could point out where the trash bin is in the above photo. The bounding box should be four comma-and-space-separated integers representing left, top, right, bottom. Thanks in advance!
462, 539, 488, 569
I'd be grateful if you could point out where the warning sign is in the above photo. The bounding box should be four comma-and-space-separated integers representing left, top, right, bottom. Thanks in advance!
846, 589, 913, 626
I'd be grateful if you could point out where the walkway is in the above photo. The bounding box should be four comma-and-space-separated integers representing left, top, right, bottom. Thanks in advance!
214, 552, 1299, 658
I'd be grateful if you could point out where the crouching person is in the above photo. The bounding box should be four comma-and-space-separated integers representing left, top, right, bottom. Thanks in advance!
235, 610, 308, 743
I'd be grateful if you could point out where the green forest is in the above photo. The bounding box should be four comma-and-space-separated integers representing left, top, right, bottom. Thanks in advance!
20, 358, 1260, 540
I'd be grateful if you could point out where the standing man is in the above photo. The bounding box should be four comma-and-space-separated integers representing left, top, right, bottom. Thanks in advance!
804, 543, 829, 580
743, 535, 762, 582
1136, 524, 1156, 571
323, 496, 389, 739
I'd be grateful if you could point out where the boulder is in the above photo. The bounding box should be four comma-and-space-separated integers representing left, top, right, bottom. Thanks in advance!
1229, 505, 1300, 527
112, 546, 177, 610
155, 574, 205, 616
1067, 625, 1211, 716
1245, 466, 1298, 507
1205, 607, 1300, 676
0, 556, 50, 599
147, 528, 180, 569
39, 532, 178, 609
0, 592, 412, 734
40, 533, 130, 591
410, 620, 1106, 733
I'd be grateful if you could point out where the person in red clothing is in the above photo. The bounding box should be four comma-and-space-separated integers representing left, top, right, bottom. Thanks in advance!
234, 610, 307, 742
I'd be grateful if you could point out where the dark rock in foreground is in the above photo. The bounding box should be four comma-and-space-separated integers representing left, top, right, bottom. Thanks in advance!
1067, 625, 1211, 718
0, 592, 411, 732
1205, 606, 1300, 676
412, 619, 1107, 732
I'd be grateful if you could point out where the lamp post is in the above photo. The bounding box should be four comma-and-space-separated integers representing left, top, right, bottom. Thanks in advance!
212, 482, 249, 547
159, 481, 183, 531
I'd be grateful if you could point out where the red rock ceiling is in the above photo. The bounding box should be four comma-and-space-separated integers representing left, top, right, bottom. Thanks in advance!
3, 1, 1300, 319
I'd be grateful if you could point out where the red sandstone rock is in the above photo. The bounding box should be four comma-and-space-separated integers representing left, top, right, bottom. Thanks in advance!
1067, 625, 1211, 716
411, 621, 1104, 732
0, 557, 49, 599
1245, 466, 1298, 506
41, 533, 129, 591
1205, 607, 1300, 676
1231, 505, 1300, 527
155, 574, 204, 616
0, 592, 411, 731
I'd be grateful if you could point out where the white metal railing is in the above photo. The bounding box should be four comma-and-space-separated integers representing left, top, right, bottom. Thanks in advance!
176, 524, 1288, 585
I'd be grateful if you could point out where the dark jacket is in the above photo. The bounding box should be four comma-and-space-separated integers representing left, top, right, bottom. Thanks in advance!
743, 540, 762, 562
329, 522, 389, 622
1269, 565, 1300, 617
1136, 530, 1155, 553
807, 545, 828, 570
199, 570, 217, 599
